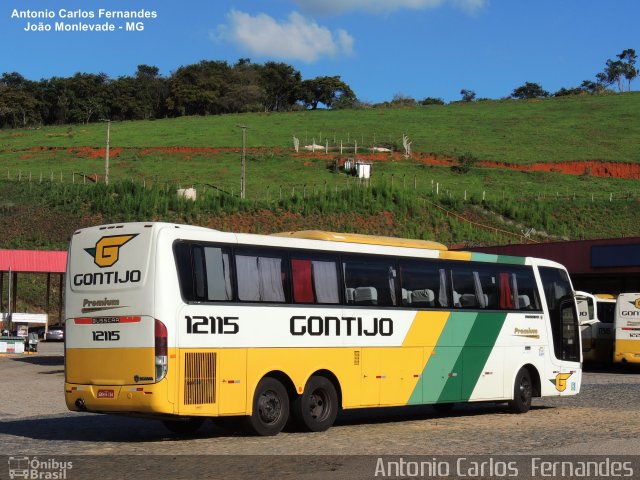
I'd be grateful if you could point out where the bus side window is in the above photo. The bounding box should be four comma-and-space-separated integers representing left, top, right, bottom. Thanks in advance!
203, 246, 234, 301
236, 249, 290, 303
502, 266, 542, 311
174, 242, 198, 301
342, 256, 397, 307
397, 259, 442, 308
291, 255, 340, 304
451, 267, 482, 309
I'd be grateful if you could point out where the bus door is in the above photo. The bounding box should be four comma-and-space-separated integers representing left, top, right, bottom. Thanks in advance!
614, 293, 640, 364
539, 267, 581, 396
576, 293, 595, 358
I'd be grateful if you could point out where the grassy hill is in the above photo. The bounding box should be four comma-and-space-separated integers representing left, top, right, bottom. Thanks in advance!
1, 92, 639, 162
1, 93, 638, 318
0, 92, 638, 253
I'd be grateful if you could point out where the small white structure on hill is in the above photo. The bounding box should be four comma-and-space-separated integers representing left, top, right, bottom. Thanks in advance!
355, 161, 372, 179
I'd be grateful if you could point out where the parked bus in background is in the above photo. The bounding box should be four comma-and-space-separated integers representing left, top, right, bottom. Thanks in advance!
576, 292, 616, 363
64, 223, 582, 436
614, 293, 640, 364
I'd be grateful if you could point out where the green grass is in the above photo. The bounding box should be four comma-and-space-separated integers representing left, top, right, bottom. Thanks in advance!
1, 92, 639, 163
0, 92, 638, 250
2, 93, 638, 318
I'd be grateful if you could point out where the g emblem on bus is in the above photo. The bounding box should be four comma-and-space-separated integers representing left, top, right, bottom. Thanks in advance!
549, 372, 573, 392
85, 234, 138, 268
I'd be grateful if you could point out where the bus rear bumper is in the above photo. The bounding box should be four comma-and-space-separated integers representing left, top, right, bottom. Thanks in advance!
64, 380, 174, 415
614, 352, 640, 364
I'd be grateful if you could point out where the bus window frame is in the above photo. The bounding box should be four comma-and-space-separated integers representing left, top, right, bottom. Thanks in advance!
172, 240, 545, 315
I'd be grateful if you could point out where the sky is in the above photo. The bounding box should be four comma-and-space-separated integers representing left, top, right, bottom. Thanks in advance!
1, 0, 638, 103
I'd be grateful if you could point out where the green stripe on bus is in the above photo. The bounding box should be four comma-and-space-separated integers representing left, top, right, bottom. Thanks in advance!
408, 312, 476, 404
460, 312, 508, 400
470, 252, 526, 265
408, 311, 508, 405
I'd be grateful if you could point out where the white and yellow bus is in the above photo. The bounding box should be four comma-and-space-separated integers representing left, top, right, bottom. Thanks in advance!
576, 291, 616, 363
64, 223, 582, 435
614, 293, 640, 364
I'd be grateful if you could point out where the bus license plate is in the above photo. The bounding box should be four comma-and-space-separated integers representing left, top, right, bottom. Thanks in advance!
97, 390, 115, 399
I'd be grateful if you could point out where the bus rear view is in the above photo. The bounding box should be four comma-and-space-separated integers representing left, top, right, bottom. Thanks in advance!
614, 293, 640, 364
64, 223, 171, 415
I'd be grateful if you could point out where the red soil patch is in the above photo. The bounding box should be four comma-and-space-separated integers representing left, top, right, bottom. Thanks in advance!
478, 160, 640, 179
411, 154, 640, 179
73, 146, 122, 159
3, 145, 639, 179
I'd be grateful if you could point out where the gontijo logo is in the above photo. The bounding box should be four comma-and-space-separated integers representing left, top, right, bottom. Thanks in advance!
84, 234, 137, 268
550, 372, 573, 392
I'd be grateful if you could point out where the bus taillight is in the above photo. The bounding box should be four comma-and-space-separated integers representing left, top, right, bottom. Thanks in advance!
155, 319, 168, 382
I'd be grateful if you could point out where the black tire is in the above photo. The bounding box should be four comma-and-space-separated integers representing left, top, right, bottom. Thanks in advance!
245, 377, 289, 436
291, 375, 338, 432
162, 417, 205, 435
508, 368, 532, 414
432, 402, 455, 414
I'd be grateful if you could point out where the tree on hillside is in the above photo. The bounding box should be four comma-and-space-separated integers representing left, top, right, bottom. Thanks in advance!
580, 80, 605, 94
259, 61, 302, 112
166, 60, 232, 116
299, 76, 356, 109
460, 89, 476, 102
221, 59, 265, 113
0, 72, 41, 127
134, 65, 168, 119
597, 49, 638, 92
511, 82, 549, 99
420, 97, 445, 106
618, 48, 638, 91
67, 73, 110, 124
389, 93, 417, 107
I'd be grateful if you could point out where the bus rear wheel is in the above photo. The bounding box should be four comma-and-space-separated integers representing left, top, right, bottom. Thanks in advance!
162, 417, 205, 435
292, 375, 338, 432
508, 368, 532, 414
245, 377, 289, 436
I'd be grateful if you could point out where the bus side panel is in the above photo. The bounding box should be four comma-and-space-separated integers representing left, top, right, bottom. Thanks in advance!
246, 348, 362, 410
175, 348, 247, 417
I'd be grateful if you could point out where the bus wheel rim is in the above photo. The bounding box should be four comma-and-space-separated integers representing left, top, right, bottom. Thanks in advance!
258, 390, 282, 424
309, 389, 328, 420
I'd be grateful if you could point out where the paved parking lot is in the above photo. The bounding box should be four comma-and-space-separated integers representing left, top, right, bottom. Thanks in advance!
1, 343, 639, 478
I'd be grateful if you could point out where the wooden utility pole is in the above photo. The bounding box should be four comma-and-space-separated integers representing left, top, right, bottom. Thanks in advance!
105, 120, 111, 185
237, 124, 248, 199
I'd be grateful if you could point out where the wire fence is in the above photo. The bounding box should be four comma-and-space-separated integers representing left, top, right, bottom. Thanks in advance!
3, 168, 638, 205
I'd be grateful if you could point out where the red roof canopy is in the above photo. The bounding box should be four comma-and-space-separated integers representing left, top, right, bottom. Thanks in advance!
0, 250, 67, 273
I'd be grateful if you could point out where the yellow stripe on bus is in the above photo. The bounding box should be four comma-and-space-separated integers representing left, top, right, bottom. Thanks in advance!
402, 311, 449, 347
439, 251, 473, 261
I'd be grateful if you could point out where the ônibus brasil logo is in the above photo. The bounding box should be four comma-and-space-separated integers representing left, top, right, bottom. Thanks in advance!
84, 234, 138, 268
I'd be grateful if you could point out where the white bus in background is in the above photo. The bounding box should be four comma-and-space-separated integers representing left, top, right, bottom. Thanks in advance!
576, 292, 616, 363
614, 293, 640, 365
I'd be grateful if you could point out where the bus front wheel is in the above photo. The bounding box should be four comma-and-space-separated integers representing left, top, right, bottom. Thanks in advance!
245, 377, 289, 436
292, 375, 338, 432
508, 368, 532, 414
